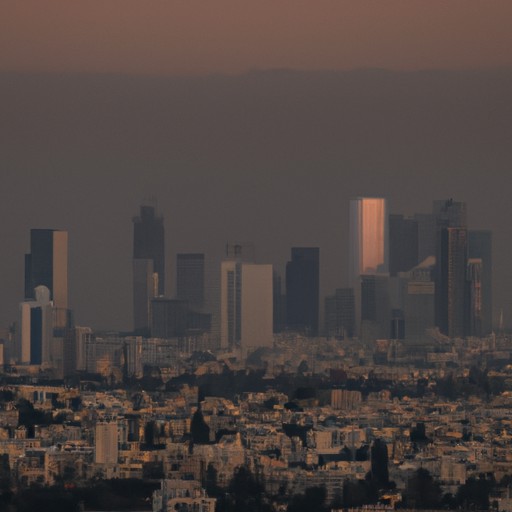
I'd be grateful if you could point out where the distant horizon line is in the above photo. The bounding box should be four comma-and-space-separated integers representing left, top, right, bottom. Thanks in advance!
1, 65, 512, 80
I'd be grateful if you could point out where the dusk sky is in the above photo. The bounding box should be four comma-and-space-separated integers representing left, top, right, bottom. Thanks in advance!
1, 2, 512, 331
2, 1, 512, 75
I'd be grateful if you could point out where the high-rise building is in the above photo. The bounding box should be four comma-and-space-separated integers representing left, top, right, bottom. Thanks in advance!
437, 226, 467, 338
220, 261, 273, 354
19, 286, 53, 365
176, 253, 205, 310
403, 257, 436, 341
240, 264, 273, 355
324, 288, 355, 339
389, 214, 418, 276
150, 298, 189, 338
132, 205, 165, 335
414, 213, 437, 262
95, 422, 119, 465
272, 272, 286, 333
360, 274, 390, 343
466, 258, 483, 337
348, 197, 388, 336
349, 197, 388, 284
285, 247, 319, 335
434, 199, 468, 338
220, 260, 241, 350
24, 229, 68, 311
468, 230, 492, 334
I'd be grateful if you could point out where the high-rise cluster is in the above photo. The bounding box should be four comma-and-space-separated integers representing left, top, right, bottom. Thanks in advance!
343, 197, 492, 344
10, 196, 494, 375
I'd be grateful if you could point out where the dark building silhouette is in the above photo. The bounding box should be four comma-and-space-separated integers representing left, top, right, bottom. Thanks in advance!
325, 288, 355, 339
133, 205, 165, 295
434, 199, 468, 338
468, 230, 492, 334
151, 299, 188, 338
176, 253, 205, 310
133, 205, 165, 335
24, 229, 68, 309
285, 247, 319, 335
414, 213, 437, 263
272, 272, 286, 333
360, 274, 390, 343
389, 214, 419, 276
436, 226, 468, 338
466, 258, 483, 337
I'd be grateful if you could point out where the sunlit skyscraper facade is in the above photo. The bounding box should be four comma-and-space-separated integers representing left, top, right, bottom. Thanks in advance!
349, 197, 388, 286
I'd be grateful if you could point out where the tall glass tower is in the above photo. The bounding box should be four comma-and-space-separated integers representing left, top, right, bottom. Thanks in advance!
132, 205, 165, 334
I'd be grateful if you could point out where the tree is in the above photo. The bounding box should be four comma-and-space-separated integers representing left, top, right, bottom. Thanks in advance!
404, 468, 442, 509
225, 466, 271, 512
371, 438, 389, 486
288, 486, 328, 512
190, 408, 210, 445
456, 475, 494, 510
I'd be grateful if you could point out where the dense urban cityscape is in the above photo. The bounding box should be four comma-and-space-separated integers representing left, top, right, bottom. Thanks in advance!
2, 2, 512, 511
0, 196, 510, 511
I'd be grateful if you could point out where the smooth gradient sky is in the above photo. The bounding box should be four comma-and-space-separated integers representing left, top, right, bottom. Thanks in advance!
1, 1, 512, 75
1, 2, 511, 331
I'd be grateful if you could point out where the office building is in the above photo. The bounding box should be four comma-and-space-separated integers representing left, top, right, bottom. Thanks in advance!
437, 227, 467, 338
466, 258, 483, 337
285, 247, 319, 335
434, 199, 467, 338
403, 257, 436, 341
133, 205, 165, 335
349, 197, 388, 284
272, 272, 286, 333
414, 213, 437, 262
240, 264, 273, 355
360, 274, 391, 343
389, 214, 418, 276
468, 230, 492, 334
324, 288, 355, 339
176, 253, 205, 310
348, 197, 388, 335
19, 286, 53, 365
220, 260, 240, 350
220, 261, 273, 354
95, 422, 119, 465
151, 298, 189, 338
24, 228, 68, 312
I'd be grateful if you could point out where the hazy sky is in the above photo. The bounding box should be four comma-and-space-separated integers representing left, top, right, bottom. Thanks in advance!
1, 1, 512, 75
1, 69, 512, 330
1, 2, 511, 331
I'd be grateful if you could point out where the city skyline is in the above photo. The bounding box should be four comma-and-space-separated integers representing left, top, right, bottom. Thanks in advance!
2, 67, 510, 331
10, 194, 496, 337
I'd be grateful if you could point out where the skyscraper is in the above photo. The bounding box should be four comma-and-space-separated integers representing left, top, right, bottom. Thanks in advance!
176, 253, 205, 310
220, 261, 273, 354
240, 264, 273, 355
24, 229, 68, 310
132, 205, 165, 335
349, 197, 388, 284
468, 230, 492, 334
389, 214, 418, 276
348, 197, 388, 336
19, 286, 53, 365
434, 199, 468, 338
285, 247, 319, 335
324, 288, 355, 339
466, 258, 483, 337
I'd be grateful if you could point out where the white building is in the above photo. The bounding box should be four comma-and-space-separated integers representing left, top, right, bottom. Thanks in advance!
94, 421, 119, 465
220, 261, 273, 355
